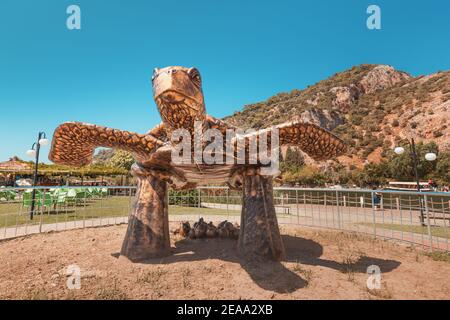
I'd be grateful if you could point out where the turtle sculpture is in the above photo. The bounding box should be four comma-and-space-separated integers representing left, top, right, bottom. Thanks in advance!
49, 66, 346, 262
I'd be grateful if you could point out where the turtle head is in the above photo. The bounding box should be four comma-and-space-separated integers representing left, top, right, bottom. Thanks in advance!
152, 66, 206, 131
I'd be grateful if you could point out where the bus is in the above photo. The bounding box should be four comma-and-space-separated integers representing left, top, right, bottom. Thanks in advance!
385, 181, 433, 192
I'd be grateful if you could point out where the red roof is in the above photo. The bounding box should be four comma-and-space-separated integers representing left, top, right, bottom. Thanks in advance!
0, 158, 32, 172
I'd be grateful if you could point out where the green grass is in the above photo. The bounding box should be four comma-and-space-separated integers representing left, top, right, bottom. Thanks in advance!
360, 223, 450, 239
425, 251, 450, 263
0, 196, 240, 229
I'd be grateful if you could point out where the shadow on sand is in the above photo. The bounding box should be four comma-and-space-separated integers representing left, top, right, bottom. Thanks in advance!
113, 234, 401, 294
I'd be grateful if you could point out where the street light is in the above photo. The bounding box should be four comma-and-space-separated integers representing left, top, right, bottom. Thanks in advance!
26, 132, 50, 220
425, 152, 437, 161
393, 147, 405, 155
26, 149, 37, 158
393, 138, 437, 225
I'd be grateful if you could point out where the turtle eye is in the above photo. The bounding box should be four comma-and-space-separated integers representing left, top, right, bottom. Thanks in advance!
188, 68, 201, 87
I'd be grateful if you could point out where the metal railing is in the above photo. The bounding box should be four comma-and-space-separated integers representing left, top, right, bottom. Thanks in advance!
0, 186, 449, 251
0, 186, 135, 239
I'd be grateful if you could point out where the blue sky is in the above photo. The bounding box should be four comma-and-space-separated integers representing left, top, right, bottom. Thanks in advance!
1, 0, 449, 162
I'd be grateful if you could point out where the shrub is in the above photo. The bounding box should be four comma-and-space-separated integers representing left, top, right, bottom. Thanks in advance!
106, 151, 134, 170
169, 189, 199, 206
350, 114, 363, 126
281, 147, 305, 171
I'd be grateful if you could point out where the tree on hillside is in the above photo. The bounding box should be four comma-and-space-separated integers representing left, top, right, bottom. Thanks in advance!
280, 147, 305, 172
434, 151, 450, 185
355, 162, 390, 187
387, 141, 438, 181
107, 150, 134, 170
281, 165, 327, 187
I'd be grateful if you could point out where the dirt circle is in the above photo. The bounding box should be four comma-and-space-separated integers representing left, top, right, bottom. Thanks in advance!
0, 222, 449, 299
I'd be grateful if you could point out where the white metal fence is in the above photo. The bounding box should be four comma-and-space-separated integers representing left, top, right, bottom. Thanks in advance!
0, 186, 449, 251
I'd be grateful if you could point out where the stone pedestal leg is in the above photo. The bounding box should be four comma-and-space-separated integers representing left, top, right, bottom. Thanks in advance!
120, 166, 171, 261
238, 172, 285, 261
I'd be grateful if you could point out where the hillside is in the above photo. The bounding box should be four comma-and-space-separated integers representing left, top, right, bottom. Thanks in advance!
224, 64, 450, 168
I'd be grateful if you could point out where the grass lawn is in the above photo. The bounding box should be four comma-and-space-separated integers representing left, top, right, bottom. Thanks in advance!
360, 223, 450, 240
0, 196, 241, 229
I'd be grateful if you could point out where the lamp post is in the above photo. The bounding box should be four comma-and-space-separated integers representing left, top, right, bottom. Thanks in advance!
26, 132, 49, 220
394, 138, 437, 225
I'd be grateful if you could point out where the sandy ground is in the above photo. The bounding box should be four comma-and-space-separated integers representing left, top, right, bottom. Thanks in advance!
0, 223, 449, 300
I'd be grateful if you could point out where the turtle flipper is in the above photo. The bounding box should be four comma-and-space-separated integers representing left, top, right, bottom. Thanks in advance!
233, 121, 346, 161
49, 122, 164, 167
146, 122, 168, 142
275, 121, 346, 160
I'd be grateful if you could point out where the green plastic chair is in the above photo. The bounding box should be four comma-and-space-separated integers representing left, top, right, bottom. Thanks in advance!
65, 189, 77, 205
23, 190, 41, 207
7, 190, 16, 200
40, 193, 53, 207
55, 192, 68, 206
22, 190, 51, 208
75, 189, 87, 204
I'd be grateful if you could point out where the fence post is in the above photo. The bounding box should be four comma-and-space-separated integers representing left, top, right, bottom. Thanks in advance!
128, 186, 133, 219
371, 191, 377, 238
296, 190, 299, 225
335, 190, 341, 229
226, 188, 229, 216
424, 194, 433, 251
39, 190, 45, 233
83, 188, 87, 228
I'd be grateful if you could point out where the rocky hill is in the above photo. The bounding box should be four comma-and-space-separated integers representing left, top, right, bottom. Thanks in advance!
93, 148, 115, 164
224, 64, 450, 168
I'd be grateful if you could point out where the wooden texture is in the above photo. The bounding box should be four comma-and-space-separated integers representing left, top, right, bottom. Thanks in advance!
49, 122, 164, 167
238, 173, 285, 261
120, 167, 170, 261
153, 67, 206, 133
232, 121, 346, 161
